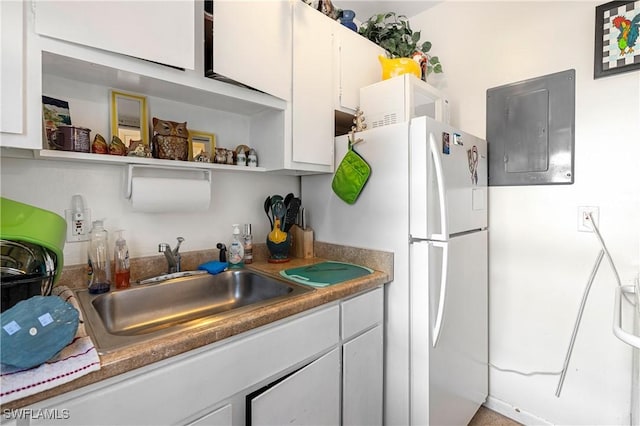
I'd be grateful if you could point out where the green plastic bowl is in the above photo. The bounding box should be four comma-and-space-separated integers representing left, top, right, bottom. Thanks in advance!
0, 198, 67, 283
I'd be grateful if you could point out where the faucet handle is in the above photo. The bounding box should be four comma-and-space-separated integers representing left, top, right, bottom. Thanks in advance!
174, 237, 185, 253
158, 243, 170, 253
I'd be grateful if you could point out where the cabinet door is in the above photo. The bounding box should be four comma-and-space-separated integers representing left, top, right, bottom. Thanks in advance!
1, 0, 23, 135
1, 0, 41, 149
250, 348, 340, 425
187, 404, 232, 426
33, 1, 195, 70
291, 3, 334, 168
334, 25, 386, 112
213, 1, 291, 101
343, 325, 384, 426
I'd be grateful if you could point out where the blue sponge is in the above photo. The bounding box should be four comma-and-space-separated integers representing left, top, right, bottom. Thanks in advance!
197, 261, 228, 275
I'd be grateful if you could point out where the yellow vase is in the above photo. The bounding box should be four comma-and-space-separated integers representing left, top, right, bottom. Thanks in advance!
378, 55, 422, 80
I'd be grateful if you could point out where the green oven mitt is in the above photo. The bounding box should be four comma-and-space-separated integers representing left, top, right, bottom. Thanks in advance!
332, 137, 370, 205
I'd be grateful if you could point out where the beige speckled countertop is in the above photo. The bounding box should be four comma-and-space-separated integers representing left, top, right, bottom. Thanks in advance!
2, 242, 393, 411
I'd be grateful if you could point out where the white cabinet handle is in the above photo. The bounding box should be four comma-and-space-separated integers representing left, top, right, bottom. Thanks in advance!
613, 285, 640, 349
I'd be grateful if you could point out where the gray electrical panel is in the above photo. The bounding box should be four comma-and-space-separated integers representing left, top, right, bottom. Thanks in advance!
487, 69, 575, 186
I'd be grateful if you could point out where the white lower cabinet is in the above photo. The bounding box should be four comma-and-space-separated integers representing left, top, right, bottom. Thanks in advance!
343, 325, 384, 426
25, 288, 384, 426
249, 349, 340, 425
187, 404, 232, 426
341, 288, 384, 426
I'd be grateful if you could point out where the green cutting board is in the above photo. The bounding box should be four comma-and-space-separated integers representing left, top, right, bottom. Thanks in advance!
280, 261, 373, 287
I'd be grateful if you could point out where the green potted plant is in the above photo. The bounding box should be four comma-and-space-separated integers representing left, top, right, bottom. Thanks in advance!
359, 12, 443, 79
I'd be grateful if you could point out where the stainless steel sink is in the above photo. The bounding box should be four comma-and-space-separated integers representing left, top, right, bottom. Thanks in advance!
75, 269, 313, 353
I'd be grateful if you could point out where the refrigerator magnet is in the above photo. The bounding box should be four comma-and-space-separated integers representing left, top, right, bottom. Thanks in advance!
442, 132, 450, 155
453, 133, 463, 146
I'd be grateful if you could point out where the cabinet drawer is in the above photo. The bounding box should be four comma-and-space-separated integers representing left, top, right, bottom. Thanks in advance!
341, 287, 383, 340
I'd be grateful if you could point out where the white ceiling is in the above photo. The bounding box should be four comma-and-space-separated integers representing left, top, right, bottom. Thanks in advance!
333, 1, 440, 22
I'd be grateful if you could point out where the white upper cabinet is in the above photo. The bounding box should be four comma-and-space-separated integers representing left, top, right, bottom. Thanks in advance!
291, 2, 334, 168
334, 24, 386, 112
0, 0, 41, 149
1, 0, 24, 135
213, 1, 292, 101
33, 1, 195, 70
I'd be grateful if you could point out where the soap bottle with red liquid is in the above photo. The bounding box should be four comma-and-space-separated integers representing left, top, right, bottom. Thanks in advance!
114, 230, 130, 289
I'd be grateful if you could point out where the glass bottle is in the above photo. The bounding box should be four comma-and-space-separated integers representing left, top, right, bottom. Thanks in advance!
114, 230, 130, 289
243, 223, 253, 264
88, 220, 111, 294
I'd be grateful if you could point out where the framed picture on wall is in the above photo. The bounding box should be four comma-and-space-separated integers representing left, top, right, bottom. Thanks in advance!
189, 130, 215, 162
594, 0, 640, 79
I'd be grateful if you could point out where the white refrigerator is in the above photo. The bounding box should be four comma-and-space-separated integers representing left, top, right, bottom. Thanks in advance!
301, 115, 488, 426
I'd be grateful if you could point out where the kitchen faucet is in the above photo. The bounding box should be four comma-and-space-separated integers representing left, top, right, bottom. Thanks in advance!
159, 237, 184, 274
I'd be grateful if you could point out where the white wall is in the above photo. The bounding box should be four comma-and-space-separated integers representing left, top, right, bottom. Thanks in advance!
412, 2, 639, 425
0, 157, 298, 267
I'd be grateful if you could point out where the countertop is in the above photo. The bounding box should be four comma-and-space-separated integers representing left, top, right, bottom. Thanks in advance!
2, 249, 391, 411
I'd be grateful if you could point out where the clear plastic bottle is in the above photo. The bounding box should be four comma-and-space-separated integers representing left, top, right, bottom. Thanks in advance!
243, 223, 253, 264
114, 230, 130, 290
228, 224, 245, 268
88, 220, 111, 294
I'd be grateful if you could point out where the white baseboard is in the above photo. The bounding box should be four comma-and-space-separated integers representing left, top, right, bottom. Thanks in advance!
484, 395, 554, 425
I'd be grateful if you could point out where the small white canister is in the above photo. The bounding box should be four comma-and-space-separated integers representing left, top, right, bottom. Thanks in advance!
248, 149, 258, 167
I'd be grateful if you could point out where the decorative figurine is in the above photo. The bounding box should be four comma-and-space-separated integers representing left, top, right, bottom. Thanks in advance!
151, 117, 189, 161
352, 107, 367, 132
193, 149, 211, 163
225, 149, 234, 165
316, 0, 338, 20
214, 147, 226, 164
91, 134, 108, 154
127, 140, 152, 158
109, 135, 127, 156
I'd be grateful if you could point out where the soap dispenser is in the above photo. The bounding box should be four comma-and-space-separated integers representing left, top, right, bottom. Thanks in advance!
228, 224, 245, 268
114, 230, 130, 289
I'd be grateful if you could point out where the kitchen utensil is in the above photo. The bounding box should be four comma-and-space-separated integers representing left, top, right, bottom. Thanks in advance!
283, 197, 301, 232
284, 192, 294, 208
264, 196, 273, 228
270, 195, 283, 225
272, 200, 287, 228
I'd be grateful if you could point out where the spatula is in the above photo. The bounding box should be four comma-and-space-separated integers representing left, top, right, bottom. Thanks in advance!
283, 198, 301, 232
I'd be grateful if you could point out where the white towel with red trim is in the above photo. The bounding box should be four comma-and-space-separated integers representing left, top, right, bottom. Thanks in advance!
0, 286, 101, 404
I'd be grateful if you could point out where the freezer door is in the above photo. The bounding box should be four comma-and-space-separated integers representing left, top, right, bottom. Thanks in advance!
410, 116, 488, 241
410, 231, 488, 426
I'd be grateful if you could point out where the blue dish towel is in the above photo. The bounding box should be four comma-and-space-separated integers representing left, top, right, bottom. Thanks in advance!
198, 261, 228, 275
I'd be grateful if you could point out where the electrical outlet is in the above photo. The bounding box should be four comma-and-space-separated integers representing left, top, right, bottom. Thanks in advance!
65, 208, 91, 242
577, 206, 599, 232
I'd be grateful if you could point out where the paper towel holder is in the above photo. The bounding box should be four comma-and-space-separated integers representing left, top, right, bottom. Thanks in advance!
125, 164, 212, 199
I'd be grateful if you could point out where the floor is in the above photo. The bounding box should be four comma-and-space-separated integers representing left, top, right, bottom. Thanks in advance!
468, 406, 522, 426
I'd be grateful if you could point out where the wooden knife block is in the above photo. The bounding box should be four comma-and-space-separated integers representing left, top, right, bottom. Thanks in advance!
290, 225, 314, 259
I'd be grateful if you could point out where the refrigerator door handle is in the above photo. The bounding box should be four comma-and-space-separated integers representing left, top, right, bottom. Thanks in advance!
432, 242, 449, 348
429, 134, 448, 239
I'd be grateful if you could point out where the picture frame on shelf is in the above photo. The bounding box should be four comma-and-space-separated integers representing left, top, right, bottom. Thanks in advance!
189, 130, 216, 162
42, 96, 71, 147
594, 0, 640, 79
109, 90, 149, 147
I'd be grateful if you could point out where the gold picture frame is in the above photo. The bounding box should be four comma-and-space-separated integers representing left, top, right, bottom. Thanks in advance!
109, 90, 149, 147
189, 130, 216, 162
